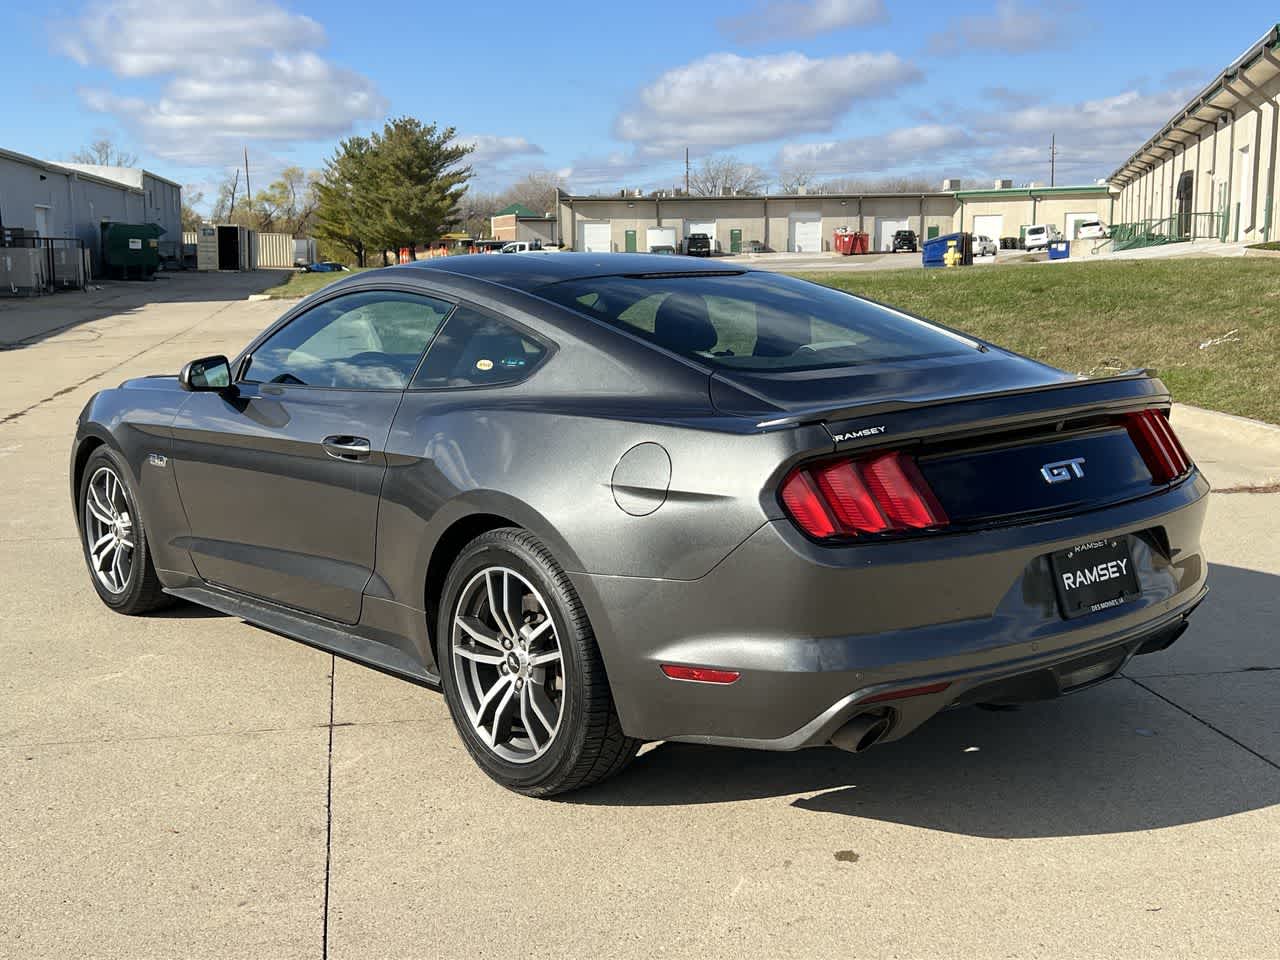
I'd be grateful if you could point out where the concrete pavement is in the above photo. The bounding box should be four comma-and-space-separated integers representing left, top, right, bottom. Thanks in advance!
1, 272, 1277, 959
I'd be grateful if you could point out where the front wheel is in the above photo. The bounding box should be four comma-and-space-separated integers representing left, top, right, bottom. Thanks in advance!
437, 528, 640, 796
78, 447, 172, 614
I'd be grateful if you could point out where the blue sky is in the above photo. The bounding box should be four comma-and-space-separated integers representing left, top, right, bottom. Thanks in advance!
7, 1, 1279, 203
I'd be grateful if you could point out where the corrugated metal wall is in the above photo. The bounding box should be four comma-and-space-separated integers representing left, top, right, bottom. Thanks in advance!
253, 232, 295, 268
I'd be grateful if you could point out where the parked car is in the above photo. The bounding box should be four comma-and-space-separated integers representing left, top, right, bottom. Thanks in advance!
973, 235, 998, 257
685, 233, 712, 256
1023, 224, 1064, 250
892, 229, 918, 253
649, 244, 677, 255
71, 253, 1207, 796
500, 241, 559, 254
1076, 220, 1108, 240
303, 261, 350, 273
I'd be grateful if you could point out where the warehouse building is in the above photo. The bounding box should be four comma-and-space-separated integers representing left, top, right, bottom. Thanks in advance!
557, 183, 1114, 254
60, 163, 183, 250
490, 202, 558, 245
1110, 24, 1280, 246
0, 147, 182, 279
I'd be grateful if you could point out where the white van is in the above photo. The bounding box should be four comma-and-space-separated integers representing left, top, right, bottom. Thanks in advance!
1024, 224, 1064, 250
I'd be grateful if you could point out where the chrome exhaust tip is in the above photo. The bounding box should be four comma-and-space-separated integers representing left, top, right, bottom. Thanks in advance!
829, 713, 891, 753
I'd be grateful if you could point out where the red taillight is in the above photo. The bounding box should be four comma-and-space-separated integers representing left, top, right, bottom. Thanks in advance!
861, 452, 948, 529
1126, 409, 1192, 484
781, 451, 948, 540
661, 664, 741, 684
780, 470, 836, 538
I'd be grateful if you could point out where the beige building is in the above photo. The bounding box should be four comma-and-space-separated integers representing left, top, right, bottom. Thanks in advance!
558, 185, 1114, 254
1111, 24, 1280, 244
490, 203, 558, 244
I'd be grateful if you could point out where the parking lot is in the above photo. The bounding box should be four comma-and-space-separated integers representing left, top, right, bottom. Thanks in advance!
2, 271, 1279, 959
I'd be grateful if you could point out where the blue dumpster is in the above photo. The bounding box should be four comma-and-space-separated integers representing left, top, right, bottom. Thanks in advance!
922, 232, 973, 268
1048, 240, 1070, 260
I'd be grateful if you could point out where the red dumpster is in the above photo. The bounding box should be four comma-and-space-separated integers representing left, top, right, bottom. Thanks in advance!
833, 231, 855, 256
851, 231, 869, 254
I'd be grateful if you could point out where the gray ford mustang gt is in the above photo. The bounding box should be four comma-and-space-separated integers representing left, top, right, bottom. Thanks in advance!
71, 253, 1208, 795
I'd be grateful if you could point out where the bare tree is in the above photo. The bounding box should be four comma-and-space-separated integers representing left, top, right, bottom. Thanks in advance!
460, 190, 502, 238
496, 171, 565, 216
69, 138, 138, 167
181, 188, 205, 232
821, 175, 939, 194
688, 155, 768, 197
777, 166, 818, 195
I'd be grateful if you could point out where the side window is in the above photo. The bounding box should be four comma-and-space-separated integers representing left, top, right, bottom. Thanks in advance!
410, 306, 548, 390
243, 290, 452, 389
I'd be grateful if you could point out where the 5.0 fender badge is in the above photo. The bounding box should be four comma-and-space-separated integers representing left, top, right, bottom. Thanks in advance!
147, 453, 167, 468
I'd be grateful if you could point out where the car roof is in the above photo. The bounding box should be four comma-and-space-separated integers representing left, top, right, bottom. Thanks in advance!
387, 252, 742, 293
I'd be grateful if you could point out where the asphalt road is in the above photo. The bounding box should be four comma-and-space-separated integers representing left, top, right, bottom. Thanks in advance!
2, 272, 1278, 959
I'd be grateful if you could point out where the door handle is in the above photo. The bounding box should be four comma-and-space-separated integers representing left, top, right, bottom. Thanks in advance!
322, 436, 372, 461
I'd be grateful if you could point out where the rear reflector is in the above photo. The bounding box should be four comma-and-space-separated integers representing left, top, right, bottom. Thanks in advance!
781, 451, 948, 540
1126, 409, 1192, 484
661, 664, 741, 684
863, 681, 951, 704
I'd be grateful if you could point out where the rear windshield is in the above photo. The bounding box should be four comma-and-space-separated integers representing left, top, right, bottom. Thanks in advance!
536, 271, 975, 372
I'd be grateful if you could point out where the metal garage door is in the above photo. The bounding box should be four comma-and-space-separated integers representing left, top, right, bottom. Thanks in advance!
646, 226, 677, 251
972, 214, 1003, 245
789, 213, 822, 253
686, 221, 716, 250
580, 222, 612, 253
876, 219, 909, 251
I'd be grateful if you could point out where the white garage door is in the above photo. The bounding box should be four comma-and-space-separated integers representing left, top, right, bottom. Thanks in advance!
789, 213, 822, 253
646, 226, 677, 251
580, 221, 612, 253
972, 214, 1003, 244
686, 221, 716, 249
877, 219, 909, 251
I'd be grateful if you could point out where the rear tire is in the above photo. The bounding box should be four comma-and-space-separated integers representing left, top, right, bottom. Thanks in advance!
78, 447, 173, 615
437, 528, 640, 796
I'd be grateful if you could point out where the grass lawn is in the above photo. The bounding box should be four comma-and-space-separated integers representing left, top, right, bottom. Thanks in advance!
260, 267, 370, 299
794, 258, 1280, 424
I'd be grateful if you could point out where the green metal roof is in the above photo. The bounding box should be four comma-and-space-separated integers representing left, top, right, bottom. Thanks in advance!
492, 202, 544, 218
954, 185, 1112, 199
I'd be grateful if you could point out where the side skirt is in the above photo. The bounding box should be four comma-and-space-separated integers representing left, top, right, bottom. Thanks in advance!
164, 583, 441, 690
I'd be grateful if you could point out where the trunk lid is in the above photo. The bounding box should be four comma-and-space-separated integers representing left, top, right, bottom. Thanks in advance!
716, 353, 1183, 531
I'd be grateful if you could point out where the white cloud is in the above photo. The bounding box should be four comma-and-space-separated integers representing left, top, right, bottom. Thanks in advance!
719, 0, 887, 43
778, 125, 973, 176
62, 0, 385, 167
457, 135, 545, 162
928, 0, 1062, 54
614, 51, 921, 152
60, 0, 326, 76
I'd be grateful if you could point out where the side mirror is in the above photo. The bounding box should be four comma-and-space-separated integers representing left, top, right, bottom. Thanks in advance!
179, 355, 233, 392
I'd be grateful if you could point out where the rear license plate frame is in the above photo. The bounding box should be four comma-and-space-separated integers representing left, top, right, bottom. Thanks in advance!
1049, 536, 1140, 619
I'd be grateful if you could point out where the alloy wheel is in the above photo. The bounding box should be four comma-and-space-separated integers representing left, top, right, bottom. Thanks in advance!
83, 465, 135, 595
451, 566, 564, 764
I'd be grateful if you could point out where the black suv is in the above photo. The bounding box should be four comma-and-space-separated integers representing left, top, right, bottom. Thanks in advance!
685, 233, 712, 257
892, 230, 918, 253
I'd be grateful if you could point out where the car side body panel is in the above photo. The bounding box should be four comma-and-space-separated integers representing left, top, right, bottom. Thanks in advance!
72, 376, 196, 579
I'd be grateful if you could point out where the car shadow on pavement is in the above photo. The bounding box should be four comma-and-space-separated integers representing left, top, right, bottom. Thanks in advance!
572, 563, 1280, 838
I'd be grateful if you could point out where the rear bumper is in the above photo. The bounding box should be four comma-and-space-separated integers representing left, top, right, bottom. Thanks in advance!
573, 473, 1209, 748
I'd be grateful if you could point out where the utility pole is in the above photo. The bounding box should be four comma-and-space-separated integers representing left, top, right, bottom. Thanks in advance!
1050, 133, 1058, 187
685, 147, 690, 195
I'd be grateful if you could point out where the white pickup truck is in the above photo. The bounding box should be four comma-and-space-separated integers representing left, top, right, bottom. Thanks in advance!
500, 241, 560, 254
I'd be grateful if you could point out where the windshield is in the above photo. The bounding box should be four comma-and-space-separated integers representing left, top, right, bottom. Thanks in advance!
536, 271, 976, 372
